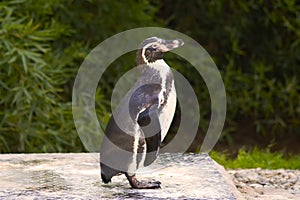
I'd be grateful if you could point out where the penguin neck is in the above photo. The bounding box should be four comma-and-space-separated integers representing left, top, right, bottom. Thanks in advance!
148, 59, 170, 75
138, 59, 174, 105
135, 58, 174, 111
139, 59, 171, 78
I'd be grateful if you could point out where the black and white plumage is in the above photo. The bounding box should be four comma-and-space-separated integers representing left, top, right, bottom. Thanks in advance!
100, 37, 184, 189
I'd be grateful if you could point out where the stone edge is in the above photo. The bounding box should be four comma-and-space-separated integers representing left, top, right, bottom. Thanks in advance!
213, 160, 245, 200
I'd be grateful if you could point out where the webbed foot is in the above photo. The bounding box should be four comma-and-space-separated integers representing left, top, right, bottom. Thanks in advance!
125, 173, 161, 189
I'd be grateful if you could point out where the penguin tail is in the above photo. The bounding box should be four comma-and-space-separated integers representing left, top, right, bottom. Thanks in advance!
100, 162, 119, 184
101, 172, 111, 184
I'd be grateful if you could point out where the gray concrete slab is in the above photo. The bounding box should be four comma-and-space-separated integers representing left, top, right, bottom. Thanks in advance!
0, 153, 243, 199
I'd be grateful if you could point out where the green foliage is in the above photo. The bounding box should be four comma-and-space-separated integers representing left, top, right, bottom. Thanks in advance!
0, 0, 158, 153
0, 0, 299, 155
224, 62, 300, 136
158, 0, 300, 144
0, 0, 82, 152
210, 148, 300, 169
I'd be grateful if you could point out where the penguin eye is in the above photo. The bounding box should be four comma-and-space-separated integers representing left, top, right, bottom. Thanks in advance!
152, 44, 158, 48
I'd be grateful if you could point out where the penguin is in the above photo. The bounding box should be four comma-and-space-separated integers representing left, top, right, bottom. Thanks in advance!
100, 37, 184, 189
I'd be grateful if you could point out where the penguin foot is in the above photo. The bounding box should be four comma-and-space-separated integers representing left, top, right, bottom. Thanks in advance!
125, 173, 161, 189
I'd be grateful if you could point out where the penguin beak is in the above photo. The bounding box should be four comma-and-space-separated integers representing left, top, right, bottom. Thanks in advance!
158, 39, 184, 52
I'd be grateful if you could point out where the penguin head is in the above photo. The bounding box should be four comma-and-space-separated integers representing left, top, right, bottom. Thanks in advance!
136, 37, 184, 65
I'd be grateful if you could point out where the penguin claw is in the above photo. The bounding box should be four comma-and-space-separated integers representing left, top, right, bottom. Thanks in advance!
125, 173, 161, 189
136, 180, 161, 189
146, 180, 161, 186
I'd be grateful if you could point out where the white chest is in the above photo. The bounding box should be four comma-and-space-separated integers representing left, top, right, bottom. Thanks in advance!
146, 59, 177, 142
159, 82, 176, 142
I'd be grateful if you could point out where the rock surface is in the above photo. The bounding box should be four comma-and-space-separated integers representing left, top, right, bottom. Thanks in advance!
0, 153, 241, 200
228, 168, 300, 200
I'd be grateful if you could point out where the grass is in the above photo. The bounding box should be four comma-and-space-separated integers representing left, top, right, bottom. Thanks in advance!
210, 147, 300, 169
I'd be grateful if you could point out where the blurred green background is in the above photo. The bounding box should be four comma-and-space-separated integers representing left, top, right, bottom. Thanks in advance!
0, 0, 299, 168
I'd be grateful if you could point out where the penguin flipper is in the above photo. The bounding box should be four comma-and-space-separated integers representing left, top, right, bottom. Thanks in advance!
137, 105, 161, 166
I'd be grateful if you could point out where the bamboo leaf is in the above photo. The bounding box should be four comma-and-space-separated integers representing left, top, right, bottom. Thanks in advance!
21, 54, 28, 73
